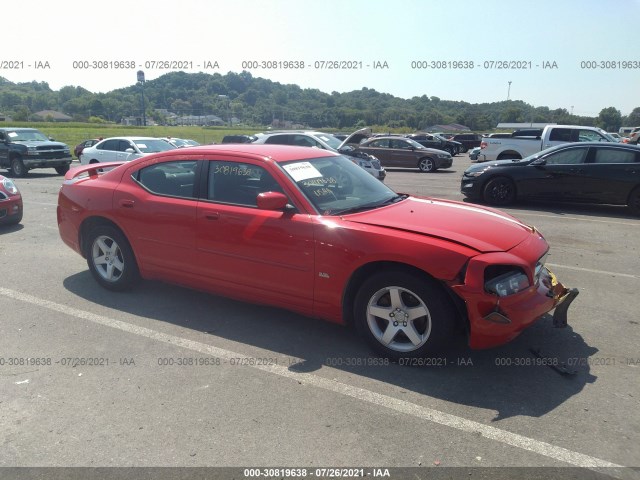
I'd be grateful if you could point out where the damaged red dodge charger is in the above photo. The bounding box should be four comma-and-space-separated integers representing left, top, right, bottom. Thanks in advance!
57, 145, 578, 359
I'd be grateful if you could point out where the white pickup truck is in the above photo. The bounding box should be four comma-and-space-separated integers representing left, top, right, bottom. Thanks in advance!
479, 125, 616, 161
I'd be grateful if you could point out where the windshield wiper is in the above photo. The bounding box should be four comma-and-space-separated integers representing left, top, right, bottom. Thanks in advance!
331, 194, 408, 216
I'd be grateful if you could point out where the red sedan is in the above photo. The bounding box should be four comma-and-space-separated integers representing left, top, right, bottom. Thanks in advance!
57, 145, 578, 359
0, 175, 22, 225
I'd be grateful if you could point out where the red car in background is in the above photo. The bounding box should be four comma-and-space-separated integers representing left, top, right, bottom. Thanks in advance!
74, 138, 100, 160
57, 145, 578, 359
0, 175, 22, 225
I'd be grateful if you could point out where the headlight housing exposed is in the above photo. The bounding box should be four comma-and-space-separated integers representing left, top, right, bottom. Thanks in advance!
485, 266, 530, 297
2, 177, 19, 195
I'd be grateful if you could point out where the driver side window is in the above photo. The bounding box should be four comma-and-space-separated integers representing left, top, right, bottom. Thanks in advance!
544, 148, 588, 165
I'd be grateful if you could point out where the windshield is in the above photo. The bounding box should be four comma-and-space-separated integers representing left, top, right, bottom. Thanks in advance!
404, 138, 427, 149
281, 155, 400, 215
315, 134, 342, 150
7, 129, 49, 142
133, 139, 176, 153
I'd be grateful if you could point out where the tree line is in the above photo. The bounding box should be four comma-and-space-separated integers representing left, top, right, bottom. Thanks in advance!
0, 71, 638, 132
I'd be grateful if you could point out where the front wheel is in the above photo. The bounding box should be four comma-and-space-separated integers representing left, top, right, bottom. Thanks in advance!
418, 157, 436, 172
482, 176, 516, 206
55, 165, 70, 175
86, 225, 139, 291
354, 271, 455, 360
10, 157, 27, 177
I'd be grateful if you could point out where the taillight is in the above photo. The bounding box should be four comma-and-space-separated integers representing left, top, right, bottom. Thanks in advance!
480, 141, 488, 149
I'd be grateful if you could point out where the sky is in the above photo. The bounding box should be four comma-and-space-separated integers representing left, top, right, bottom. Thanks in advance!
6, 0, 640, 117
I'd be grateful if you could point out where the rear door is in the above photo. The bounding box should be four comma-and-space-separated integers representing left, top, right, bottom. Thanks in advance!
579, 146, 640, 204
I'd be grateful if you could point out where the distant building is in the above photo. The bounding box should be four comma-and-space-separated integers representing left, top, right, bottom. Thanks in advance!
33, 110, 73, 122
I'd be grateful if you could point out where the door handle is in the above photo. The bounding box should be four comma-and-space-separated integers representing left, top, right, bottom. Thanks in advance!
205, 212, 220, 220
119, 199, 135, 208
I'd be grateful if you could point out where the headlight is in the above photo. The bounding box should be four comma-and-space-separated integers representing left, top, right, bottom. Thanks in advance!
437, 153, 450, 159
63, 148, 70, 154
464, 170, 487, 177
26, 146, 38, 156
485, 269, 530, 297
2, 177, 19, 195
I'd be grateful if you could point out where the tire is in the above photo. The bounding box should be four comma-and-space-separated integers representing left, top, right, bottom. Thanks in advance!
418, 157, 435, 172
354, 270, 456, 360
86, 225, 139, 291
55, 165, 70, 175
4, 210, 22, 225
482, 176, 516, 206
627, 187, 640, 216
461, 146, 469, 153
446, 146, 455, 156
10, 157, 27, 177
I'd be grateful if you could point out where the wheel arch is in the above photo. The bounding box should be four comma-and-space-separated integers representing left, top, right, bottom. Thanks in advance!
497, 150, 522, 160
79, 216, 130, 258
341, 261, 467, 333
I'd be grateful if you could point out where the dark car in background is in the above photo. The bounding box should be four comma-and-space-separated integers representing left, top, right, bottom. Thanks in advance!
461, 142, 640, 214
451, 133, 483, 153
406, 133, 461, 156
356, 136, 452, 172
221, 134, 257, 144
0, 128, 72, 177
74, 139, 100, 160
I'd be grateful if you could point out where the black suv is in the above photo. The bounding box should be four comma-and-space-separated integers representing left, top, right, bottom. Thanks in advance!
450, 133, 482, 153
405, 133, 461, 156
0, 128, 72, 177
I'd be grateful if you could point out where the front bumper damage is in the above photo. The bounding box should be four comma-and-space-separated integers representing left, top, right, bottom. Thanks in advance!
451, 261, 580, 349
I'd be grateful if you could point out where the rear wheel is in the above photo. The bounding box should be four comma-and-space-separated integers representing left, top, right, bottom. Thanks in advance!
86, 225, 139, 291
482, 176, 516, 205
627, 187, 640, 216
418, 157, 436, 172
354, 271, 455, 360
10, 157, 27, 177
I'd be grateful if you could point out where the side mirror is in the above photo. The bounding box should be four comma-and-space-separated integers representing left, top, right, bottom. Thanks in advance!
257, 191, 289, 210
531, 158, 546, 166
125, 148, 136, 153
49, 136, 55, 141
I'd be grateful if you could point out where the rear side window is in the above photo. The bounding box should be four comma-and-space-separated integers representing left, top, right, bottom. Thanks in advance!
264, 135, 292, 145
136, 161, 198, 198
98, 139, 120, 151
548, 128, 573, 142
593, 149, 638, 164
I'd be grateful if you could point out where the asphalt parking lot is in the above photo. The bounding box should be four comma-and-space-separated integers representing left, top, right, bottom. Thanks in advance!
1, 155, 639, 479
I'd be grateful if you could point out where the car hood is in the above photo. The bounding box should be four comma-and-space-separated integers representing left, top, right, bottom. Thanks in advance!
338, 127, 372, 149
465, 158, 530, 173
13, 140, 68, 148
342, 196, 534, 252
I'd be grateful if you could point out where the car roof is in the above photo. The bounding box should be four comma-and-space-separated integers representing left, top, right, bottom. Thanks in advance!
98, 136, 160, 141
141, 144, 340, 163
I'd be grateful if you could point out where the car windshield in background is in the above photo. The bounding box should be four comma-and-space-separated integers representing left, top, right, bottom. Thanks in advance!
133, 139, 177, 153
7, 130, 49, 142
281, 155, 400, 215
315, 134, 342, 149
405, 138, 428, 149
